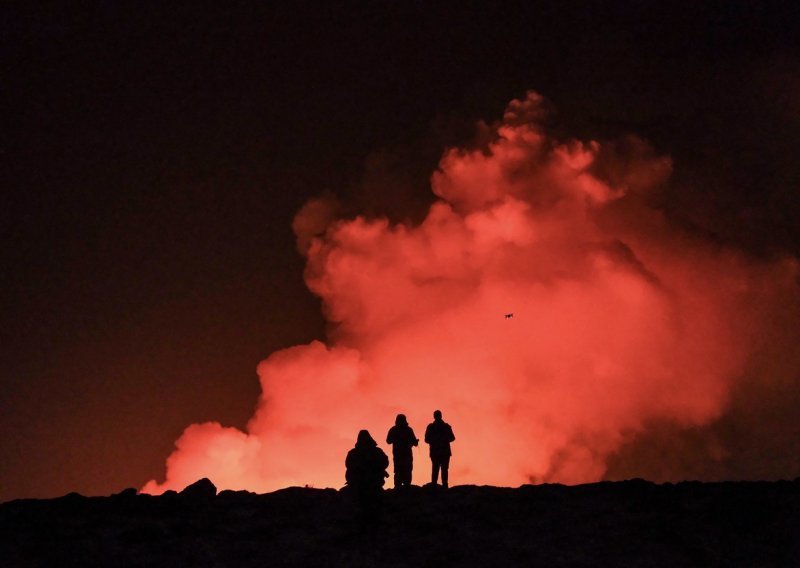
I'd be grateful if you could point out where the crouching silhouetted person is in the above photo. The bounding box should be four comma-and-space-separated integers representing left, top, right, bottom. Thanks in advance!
345, 430, 389, 532
386, 414, 419, 488
425, 410, 455, 488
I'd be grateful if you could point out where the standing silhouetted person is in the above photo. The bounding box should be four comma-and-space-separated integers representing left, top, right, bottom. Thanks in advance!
345, 430, 389, 532
424, 410, 456, 488
386, 414, 419, 488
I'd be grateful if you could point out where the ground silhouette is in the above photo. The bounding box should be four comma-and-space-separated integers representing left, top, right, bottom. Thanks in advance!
2, 479, 799, 566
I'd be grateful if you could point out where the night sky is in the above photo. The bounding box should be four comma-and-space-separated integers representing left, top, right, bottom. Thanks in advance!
3, 2, 800, 501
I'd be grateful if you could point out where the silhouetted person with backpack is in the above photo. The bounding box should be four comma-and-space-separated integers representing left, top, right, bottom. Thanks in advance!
345, 430, 389, 533
386, 414, 419, 488
425, 410, 456, 488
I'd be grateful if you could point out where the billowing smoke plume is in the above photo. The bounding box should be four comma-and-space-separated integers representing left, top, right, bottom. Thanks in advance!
144, 92, 800, 493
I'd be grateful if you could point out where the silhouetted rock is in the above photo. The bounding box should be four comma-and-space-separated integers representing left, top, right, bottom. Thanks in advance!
218, 489, 252, 497
112, 487, 138, 499
180, 478, 217, 499
1, 480, 799, 566
57, 491, 86, 502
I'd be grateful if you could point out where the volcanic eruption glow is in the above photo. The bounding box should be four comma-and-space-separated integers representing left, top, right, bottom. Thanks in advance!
143, 92, 800, 494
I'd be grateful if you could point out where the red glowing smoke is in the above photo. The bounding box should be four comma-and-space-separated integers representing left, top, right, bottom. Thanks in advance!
143, 92, 799, 493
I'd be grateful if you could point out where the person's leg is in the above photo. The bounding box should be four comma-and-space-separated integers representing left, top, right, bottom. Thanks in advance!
400, 460, 410, 486
441, 456, 451, 488
431, 457, 440, 485
396, 456, 410, 486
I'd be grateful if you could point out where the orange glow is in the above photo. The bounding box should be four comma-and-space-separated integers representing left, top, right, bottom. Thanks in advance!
143, 92, 800, 494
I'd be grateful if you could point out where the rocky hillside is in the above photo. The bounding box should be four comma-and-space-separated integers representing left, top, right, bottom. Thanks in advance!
2, 479, 799, 567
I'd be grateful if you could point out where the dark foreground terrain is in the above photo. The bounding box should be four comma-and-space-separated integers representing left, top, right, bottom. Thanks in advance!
2, 478, 799, 567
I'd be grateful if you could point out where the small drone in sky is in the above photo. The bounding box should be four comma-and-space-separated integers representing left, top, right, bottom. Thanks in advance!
504, 313, 514, 319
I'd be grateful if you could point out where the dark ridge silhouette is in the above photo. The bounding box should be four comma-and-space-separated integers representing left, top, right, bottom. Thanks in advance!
3, 479, 799, 566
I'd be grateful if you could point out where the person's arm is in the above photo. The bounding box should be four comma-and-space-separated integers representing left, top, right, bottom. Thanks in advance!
448, 425, 455, 442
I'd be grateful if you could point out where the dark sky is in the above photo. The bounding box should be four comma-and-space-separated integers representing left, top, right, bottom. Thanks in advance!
2, 1, 799, 501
